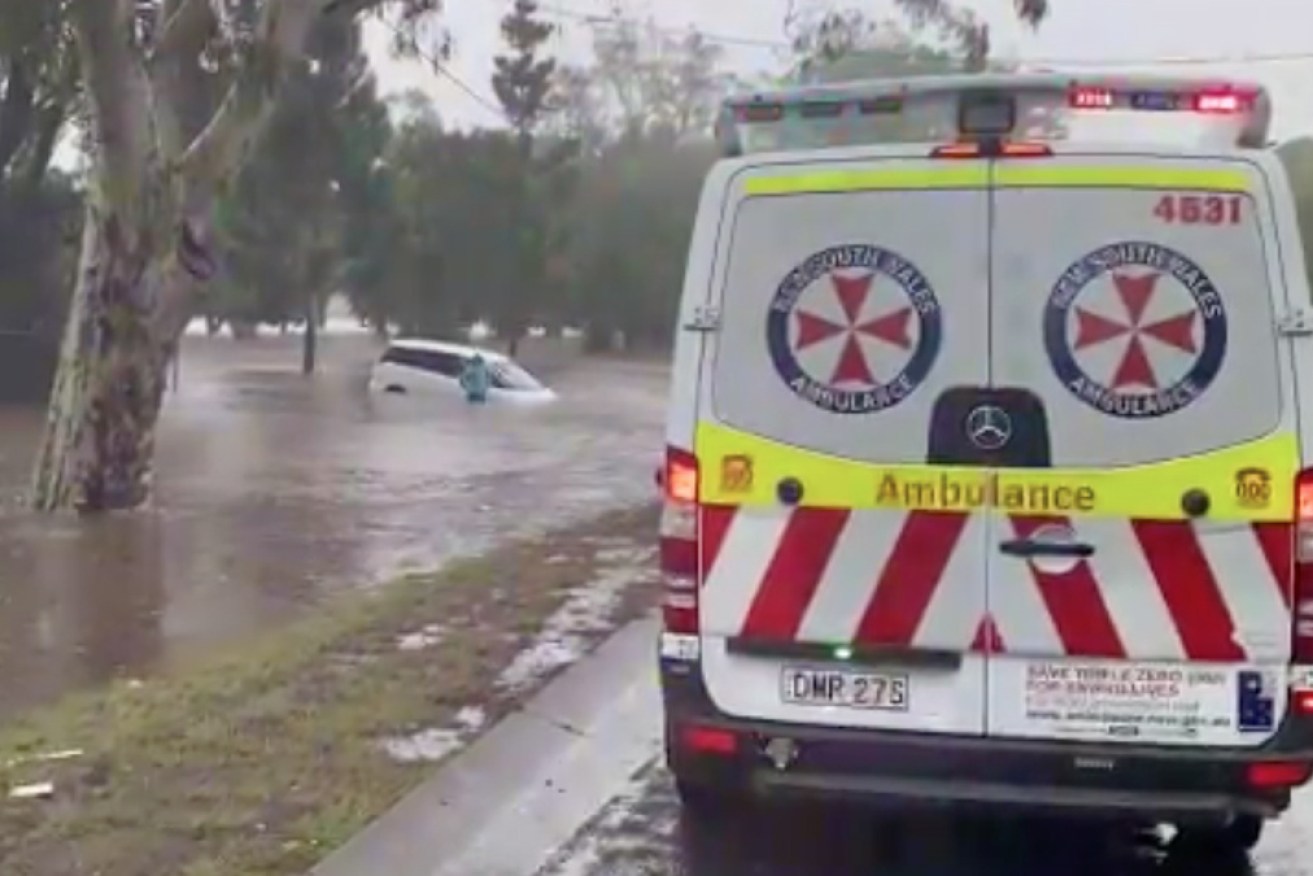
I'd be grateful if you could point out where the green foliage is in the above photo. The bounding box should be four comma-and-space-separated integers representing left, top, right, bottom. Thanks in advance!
563, 131, 714, 351
206, 14, 386, 329
491, 0, 557, 141
487, 0, 565, 349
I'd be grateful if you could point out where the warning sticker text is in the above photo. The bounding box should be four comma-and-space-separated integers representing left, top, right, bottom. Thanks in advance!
1022, 661, 1233, 739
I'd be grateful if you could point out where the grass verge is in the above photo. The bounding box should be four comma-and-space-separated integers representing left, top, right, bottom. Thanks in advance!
0, 504, 659, 876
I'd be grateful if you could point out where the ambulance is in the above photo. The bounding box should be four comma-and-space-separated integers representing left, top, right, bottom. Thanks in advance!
657, 72, 1313, 850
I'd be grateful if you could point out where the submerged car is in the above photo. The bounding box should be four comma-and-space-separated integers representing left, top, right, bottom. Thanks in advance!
368, 338, 557, 404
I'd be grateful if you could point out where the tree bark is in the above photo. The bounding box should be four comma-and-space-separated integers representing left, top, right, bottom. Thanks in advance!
30, 207, 189, 512
31, 0, 328, 513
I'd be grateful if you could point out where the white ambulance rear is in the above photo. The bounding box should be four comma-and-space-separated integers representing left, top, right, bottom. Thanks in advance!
658, 74, 1313, 850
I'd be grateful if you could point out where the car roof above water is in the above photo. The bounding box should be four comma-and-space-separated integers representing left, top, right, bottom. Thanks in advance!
384, 337, 507, 362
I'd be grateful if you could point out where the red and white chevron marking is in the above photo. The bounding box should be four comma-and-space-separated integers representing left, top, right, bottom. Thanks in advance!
698, 506, 1293, 663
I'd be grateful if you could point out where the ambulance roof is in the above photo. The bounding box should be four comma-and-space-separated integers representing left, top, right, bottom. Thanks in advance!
717, 72, 1273, 155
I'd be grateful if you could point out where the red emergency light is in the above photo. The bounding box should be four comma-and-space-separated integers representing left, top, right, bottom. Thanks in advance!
1067, 85, 1256, 114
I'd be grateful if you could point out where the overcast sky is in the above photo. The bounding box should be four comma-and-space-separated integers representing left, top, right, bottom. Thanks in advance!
363, 0, 1313, 138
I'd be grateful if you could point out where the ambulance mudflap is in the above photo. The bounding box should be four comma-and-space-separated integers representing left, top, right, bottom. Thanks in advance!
985, 151, 1297, 748
695, 154, 992, 735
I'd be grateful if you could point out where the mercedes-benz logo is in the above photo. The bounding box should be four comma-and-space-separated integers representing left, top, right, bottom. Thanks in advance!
966, 405, 1012, 450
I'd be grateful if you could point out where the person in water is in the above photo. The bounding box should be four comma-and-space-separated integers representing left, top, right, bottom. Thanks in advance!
459, 353, 491, 403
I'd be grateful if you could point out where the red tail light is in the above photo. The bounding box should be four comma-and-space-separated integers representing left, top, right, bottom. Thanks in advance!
679, 724, 738, 756
1294, 469, 1313, 663
1246, 760, 1313, 789
661, 447, 700, 635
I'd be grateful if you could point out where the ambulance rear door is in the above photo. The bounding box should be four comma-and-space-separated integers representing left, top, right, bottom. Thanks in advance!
695, 149, 992, 734
985, 149, 1298, 747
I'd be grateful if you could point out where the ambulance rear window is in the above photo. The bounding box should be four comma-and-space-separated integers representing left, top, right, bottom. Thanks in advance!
708, 164, 990, 464
990, 158, 1284, 468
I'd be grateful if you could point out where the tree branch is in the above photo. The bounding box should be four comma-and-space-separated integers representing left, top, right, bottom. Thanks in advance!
150, 0, 218, 63
69, 0, 153, 210
176, 0, 325, 196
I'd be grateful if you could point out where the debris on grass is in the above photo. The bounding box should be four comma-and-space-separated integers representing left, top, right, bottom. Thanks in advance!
395, 623, 446, 651
379, 728, 465, 764
377, 706, 489, 764
497, 547, 657, 696
4, 748, 82, 768
8, 782, 54, 800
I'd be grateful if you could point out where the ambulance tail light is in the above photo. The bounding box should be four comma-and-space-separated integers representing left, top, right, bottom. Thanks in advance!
661, 446, 700, 636
1293, 469, 1313, 663
1246, 760, 1313, 790
679, 723, 739, 756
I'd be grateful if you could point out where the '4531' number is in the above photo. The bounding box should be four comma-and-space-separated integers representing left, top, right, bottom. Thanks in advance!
1153, 194, 1244, 225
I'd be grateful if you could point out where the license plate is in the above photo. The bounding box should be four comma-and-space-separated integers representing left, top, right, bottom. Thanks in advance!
780, 666, 910, 711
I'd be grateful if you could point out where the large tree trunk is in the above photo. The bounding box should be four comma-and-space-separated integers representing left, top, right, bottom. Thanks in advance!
30, 207, 193, 512
31, 0, 326, 513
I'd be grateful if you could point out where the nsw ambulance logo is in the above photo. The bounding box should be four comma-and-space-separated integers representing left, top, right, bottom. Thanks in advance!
1234, 467, 1272, 509
766, 243, 942, 415
1043, 241, 1228, 420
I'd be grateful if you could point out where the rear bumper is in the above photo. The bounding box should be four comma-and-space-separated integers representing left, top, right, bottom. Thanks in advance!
661, 659, 1313, 822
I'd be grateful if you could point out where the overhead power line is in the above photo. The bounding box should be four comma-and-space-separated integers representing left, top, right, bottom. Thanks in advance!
372, 14, 507, 122
535, 2, 789, 49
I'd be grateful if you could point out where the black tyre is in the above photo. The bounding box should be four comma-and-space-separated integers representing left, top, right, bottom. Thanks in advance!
1172, 814, 1264, 855
1225, 814, 1264, 851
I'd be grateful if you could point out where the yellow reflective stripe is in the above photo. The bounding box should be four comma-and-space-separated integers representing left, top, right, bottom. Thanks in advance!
696, 422, 1296, 522
741, 166, 1250, 195
742, 166, 989, 196
994, 165, 1250, 191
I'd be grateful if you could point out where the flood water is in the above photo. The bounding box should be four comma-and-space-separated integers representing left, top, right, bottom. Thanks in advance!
0, 331, 667, 720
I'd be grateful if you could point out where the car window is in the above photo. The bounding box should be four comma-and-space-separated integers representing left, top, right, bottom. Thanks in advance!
380, 346, 417, 367
488, 360, 544, 391
423, 351, 466, 377
381, 347, 464, 378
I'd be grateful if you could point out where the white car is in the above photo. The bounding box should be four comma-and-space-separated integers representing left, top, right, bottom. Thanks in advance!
658, 72, 1313, 851
368, 338, 557, 404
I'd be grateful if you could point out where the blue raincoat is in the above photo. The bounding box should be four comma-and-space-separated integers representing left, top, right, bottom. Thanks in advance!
459, 354, 491, 403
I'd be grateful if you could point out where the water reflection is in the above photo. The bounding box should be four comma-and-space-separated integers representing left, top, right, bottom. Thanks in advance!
0, 332, 667, 719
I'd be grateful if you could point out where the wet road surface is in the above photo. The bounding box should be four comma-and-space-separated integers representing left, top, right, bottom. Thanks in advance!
0, 332, 667, 719
539, 763, 1312, 876
310, 614, 1311, 876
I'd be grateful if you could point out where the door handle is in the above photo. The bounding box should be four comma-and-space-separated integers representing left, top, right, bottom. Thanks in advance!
998, 538, 1094, 559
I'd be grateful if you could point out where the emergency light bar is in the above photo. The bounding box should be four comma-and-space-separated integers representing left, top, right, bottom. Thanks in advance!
716, 72, 1273, 157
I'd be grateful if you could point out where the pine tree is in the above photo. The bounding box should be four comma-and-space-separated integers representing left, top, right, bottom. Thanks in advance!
490, 0, 561, 356
491, 0, 557, 153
